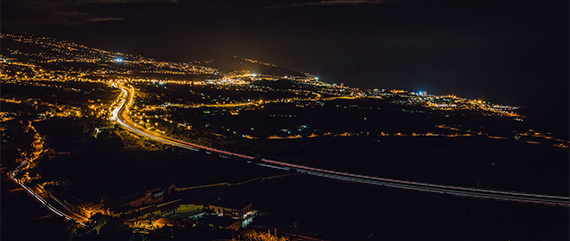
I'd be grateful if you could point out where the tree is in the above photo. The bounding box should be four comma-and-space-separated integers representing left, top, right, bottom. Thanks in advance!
65, 219, 85, 241
88, 213, 108, 235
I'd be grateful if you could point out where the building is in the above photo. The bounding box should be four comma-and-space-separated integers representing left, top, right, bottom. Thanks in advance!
176, 193, 207, 214
82, 202, 109, 218
129, 188, 165, 207
209, 198, 252, 220
53, 195, 109, 218
138, 205, 161, 219
106, 186, 171, 217
205, 216, 243, 231
157, 199, 180, 215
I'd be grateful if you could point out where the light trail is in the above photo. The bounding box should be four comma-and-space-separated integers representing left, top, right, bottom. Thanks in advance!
8, 129, 89, 226
10, 171, 87, 225
112, 82, 570, 207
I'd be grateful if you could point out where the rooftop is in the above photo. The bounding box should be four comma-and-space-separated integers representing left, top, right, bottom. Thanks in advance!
209, 198, 251, 210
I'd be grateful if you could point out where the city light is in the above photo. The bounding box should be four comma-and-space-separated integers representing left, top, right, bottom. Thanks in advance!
2, 30, 568, 241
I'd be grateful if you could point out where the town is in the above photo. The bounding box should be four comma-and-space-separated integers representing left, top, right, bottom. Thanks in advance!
2, 33, 568, 240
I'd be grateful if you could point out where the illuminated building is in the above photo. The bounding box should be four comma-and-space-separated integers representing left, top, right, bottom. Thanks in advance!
209, 198, 253, 220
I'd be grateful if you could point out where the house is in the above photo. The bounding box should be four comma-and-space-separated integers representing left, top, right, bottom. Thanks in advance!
129, 188, 165, 207
157, 199, 180, 215
57, 196, 108, 218
209, 198, 253, 220
106, 185, 172, 216
138, 205, 161, 219
108, 204, 137, 218
205, 215, 243, 231
176, 194, 207, 214
166, 183, 178, 194
82, 202, 109, 217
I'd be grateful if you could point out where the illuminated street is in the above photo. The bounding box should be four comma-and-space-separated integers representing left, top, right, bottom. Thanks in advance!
2, 2, 568, 240
112, 82, 570, 207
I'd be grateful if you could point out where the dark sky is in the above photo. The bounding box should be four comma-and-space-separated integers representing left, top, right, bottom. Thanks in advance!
2, 1, 568, 122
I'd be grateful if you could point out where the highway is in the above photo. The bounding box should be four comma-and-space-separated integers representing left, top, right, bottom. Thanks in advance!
112, 82, 570, 207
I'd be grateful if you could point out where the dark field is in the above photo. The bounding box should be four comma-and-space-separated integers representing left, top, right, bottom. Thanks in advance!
248, 174, 569, 241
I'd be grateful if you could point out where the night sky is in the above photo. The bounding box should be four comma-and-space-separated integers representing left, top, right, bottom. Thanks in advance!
2, 1, 568, 129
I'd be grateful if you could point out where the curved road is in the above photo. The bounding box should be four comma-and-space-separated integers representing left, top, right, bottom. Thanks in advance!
112, 83, 570, 207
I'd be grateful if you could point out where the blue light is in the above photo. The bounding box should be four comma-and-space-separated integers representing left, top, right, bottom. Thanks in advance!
114, 57, 124, 63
